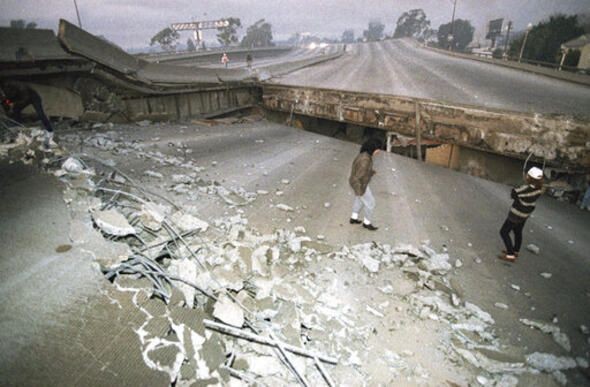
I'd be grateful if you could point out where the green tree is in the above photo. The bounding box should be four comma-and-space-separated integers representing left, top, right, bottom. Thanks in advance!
217, 17, 242, 47
363, 21, 385, 42
341, 29, 355, 43
437, 19, 474, 51
186, 38, 196, 52
509, 14, 584, 63
240, 19, 273, 48
393, 9, 430, 40
9, 19, 37, 29
150, 27, 180, 52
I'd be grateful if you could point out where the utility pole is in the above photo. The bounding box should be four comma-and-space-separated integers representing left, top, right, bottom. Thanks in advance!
503, 21, 512, 59
518, 23, 533, 63
73, 0, 82, 28
449, 0, 457, 51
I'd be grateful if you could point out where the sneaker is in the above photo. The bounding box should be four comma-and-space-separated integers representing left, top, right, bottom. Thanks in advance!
362, 223, 378, 231
502, 250, 519, 258
498, 253, 516, 262
349, 218, 362, 224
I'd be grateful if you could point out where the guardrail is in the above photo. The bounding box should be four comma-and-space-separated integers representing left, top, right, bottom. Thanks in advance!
137, 45, 292, 61
424, 44, 590, 87
469, 51, 583, 74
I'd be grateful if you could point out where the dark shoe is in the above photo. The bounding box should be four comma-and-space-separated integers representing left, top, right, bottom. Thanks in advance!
362, 223, 378, 231
349, 218, 362, 224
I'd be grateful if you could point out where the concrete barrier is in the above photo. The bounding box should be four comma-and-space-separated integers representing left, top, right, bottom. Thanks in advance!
29, 83, 84, 119
422, 44, 590, 87
142, 47, 292, 64
259, 47, 344, 79
0, 28, 74, 63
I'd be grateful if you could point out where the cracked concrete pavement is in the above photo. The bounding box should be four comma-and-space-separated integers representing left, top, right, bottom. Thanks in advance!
1, 118, 589, 385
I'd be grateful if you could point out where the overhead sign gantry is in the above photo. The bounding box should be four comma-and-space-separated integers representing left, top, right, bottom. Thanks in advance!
171, 19, 230, 49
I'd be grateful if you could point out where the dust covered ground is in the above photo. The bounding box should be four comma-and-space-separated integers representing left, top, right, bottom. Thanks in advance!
1, 117, 589, 386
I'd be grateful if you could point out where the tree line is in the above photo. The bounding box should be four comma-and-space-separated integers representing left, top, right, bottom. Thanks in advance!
337, 9, 587, 67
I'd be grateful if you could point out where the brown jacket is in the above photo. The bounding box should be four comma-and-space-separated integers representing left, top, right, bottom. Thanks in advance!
349, 152, 374, 196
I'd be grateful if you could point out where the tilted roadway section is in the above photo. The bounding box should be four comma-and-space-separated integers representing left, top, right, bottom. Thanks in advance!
269, 39, 590, 117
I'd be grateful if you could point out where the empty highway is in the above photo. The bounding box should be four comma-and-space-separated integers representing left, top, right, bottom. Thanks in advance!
270, 39, 590, 117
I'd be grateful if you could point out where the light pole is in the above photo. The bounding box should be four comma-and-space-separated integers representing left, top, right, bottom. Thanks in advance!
449, 0, 457, 51
518, 23, 533, 63
73, 0, 82, 28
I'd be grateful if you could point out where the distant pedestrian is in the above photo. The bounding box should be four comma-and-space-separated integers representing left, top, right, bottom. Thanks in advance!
349, 138, 382, 231
221, 52, 229, 68
246, 53, 253, 69
0, 80, 55, 148
499, 167, 544, 262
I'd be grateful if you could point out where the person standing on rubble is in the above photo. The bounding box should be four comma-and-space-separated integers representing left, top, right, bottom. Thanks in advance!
499, 167, 545, 262
0, 80, 55, 149
221, 52, 230, 68
349, 138, 382, 231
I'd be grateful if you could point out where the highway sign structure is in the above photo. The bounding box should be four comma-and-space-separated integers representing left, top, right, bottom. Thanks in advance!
171, 19, 230, 49
486, 18, 504, 48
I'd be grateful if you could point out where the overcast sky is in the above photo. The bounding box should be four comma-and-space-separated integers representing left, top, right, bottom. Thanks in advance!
1, 0, 589, 49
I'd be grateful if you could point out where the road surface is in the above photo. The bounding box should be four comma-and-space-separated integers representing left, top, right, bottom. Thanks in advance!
2, 120, 589, 385
270, 39, 590, 117
170, 45, 341, 71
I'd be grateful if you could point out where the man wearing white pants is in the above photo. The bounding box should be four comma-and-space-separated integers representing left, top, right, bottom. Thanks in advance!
352, 186, 375, 225
349, 138, 382, 231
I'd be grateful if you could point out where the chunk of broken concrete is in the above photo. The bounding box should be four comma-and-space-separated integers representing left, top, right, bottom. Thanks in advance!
213, 295, 244, 328
92, 209, 136, 236
276, 203, 294, 212
362, 255, 380, 273
168, 259, 198, 308
172, 174, 192, 184
527, 244, 540, 254
238, 354, 283, 377
61, 157, 84, 175
144, 170, 164, 179
418, 253, 452, 275
520, 318, 571, 352
170, 211, 208, 232
526, 352, 577, 372
140, 202, 169, 231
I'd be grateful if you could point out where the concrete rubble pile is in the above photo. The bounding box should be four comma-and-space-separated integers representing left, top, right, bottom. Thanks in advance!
0, 123, 66, 162
61, 128, 258, 207
2, 124, 588, 386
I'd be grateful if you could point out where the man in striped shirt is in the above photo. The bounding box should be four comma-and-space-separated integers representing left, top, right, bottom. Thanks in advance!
499, 167, 544, 262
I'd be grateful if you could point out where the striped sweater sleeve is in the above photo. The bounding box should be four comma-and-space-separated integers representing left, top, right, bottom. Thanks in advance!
510, 184, 543, 220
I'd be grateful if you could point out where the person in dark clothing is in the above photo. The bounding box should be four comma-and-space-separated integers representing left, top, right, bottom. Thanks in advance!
499, 166, 544, 262
0, 80, 54, 148
246, 53, 253, 69
349, 138, 382, 231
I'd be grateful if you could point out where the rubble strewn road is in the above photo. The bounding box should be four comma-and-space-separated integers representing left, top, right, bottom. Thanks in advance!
270, 39, 590, 117
1, 119, 589, 385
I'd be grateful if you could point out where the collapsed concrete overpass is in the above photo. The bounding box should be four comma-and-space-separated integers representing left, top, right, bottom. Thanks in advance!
1, 20, 589, 174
